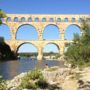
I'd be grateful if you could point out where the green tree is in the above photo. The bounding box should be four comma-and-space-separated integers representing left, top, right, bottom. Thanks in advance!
65, 19, 90, 67
49, 51, 54, 59
0, 9, 6, 24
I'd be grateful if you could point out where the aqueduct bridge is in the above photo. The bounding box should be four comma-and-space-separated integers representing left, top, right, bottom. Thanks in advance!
2, 14, 90, 60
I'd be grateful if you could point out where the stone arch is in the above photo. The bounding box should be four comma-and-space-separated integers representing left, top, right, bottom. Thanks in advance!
65, 24, 81, 40
42, 18, 46, 22
43, 24, 60, 40
14, 17, 18, 22
78, 18, 82, 22
49, 18, 54, 22
34, 18, 39, 22
16, 42, 38, 55
72, 18, 76, 22
28, 17, 32, 22
43, 42, 60, 51
43, 43, 60, 60
0, 23, 11, 40
16, 24, 38, 40
21, 17, 25, 22
57, 18, 61, 22
65, 24, 81, 30
64, 18, 68, 22
6, 17, 11, 22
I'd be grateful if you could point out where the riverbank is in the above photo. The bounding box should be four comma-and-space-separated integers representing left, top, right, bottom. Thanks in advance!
6, 66, 90, 90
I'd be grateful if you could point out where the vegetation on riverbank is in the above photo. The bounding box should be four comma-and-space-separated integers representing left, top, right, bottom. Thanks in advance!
18, 52, 60, 60
0, 75, 6, 90
65, 19, 90, 68
6, 66, 90, 90
17, 69, 49, 90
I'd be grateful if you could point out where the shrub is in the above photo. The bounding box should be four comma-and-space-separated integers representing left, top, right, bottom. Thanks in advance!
0, 75, 6, 90
65, 19, 90, 68
27, 69, 43, 80
35, 79, 49, 89
18, 69, 44, 89
19, 80, 36, 89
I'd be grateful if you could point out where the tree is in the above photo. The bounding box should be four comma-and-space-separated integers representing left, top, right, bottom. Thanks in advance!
65, 19, 90, 67
49, 51, 54, 59
0, 9, 6, 24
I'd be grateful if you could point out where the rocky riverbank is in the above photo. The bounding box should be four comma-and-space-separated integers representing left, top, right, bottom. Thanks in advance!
6, 66, 90, 90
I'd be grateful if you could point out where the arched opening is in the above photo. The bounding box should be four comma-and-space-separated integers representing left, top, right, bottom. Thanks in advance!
78, 18, 82, 22
6, 17, 11, 22
14, 17, 18, 22
49, 18, 54, 22
28, 17, 32, 22
34, 18, 39, 22
72, 18, 75, 22
42, 18, 46, 22
21, 17, 25, 22
0, 24, 11, 40
17, 43, 38, 59
43, 43, 60, 60
43, 24, 60, 40
64, 18, 68, 22
16, 24, 38, 40
65, 24, 81, 40
57, 18, 61, 22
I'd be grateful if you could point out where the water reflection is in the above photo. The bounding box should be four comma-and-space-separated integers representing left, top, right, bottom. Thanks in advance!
0, 60, 20, 79
7, 61, 20, 79
0, 58, 64, 80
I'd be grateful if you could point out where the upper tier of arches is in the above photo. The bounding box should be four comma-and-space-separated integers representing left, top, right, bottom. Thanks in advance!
2, 16, 89, 22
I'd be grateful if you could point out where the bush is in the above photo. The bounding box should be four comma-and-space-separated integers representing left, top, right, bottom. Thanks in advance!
18, 69, 44, 89
65, 19, 90, 67
27, 69, 43, 80
19, 80, 36, 89
17, 69, 60, 89
0, 75, 6, 90
35, 79, 48, 89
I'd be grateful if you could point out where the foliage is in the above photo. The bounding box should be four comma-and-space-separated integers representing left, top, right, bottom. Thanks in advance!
65, 19, 90, 67
27, 69, 43, 80
35, 78, 48, 89
18, 69, 48, 89
0, 75, 6, 90
18, 52, 38, 58
0, 9, 6, 24
18, 78, 37, 89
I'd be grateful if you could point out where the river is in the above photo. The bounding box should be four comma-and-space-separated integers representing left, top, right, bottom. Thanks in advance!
0, 58, 65, 80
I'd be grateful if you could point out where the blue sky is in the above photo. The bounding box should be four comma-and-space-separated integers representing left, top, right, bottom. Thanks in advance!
0, 0, 90, 14
0, 0, 89, 53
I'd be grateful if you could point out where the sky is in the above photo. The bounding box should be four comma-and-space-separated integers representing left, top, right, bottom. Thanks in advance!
0, 0, 89, 53
0, 0, 90, 14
